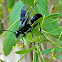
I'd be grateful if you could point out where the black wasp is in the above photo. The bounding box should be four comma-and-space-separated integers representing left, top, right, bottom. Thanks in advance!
14, 3, 42, 38
1, 3, 42, 39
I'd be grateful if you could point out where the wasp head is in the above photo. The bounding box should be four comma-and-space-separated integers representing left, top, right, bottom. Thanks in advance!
14, 31, 21, 38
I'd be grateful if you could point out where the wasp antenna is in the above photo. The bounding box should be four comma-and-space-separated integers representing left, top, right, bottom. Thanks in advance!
29, 2, 37, 14
34, 2, 37, 6
0, 29, 14, 33
23, 2, 37, 25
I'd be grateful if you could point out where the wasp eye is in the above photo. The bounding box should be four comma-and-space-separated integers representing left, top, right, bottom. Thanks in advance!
15, 31, 18, 34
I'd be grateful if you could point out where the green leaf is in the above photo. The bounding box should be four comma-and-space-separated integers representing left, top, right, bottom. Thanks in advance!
44, 13, 62, 41
6, 0, 15, 8
59, 40, 62, 44
33, 49, 38, 62
42, 48, 62, 54
22, 0, 34, 6
35, 0, 49, 16
3, 0, 24, 56
35, 0, 61, 38
57, 55, 62, 60
55, 48, 62, 52
15, 45, 36, 54
50, 33, 62, 41
45, 13, 62, 19
42, 48, 53, 54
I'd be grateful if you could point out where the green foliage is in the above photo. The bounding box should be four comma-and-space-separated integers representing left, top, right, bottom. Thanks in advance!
35, 0, 49, 16
6, 0, 15, 8
15, 45, 36, 54
3, 0, 24, 56
36, 0, 61, 35
57, 55, 62, 60
42, 48, 62, 54
22, 0, 34, 6
33, 49, 39, 62
0, 0, 62, 62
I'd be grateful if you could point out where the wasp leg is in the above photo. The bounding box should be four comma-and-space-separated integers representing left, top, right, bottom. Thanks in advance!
21, 33, 26, 47
33, 22, 41, 32
30, 30, 34, 39
33, 22, 50, 42
21, 38, 24, 43
39, 23, 50, 42
26, 29, 34, 39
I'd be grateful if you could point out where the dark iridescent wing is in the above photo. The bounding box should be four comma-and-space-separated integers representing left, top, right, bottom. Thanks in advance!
20, 5, 28, 25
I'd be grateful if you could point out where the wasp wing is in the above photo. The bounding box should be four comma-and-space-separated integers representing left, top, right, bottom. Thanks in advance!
20, 5, 28, 25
